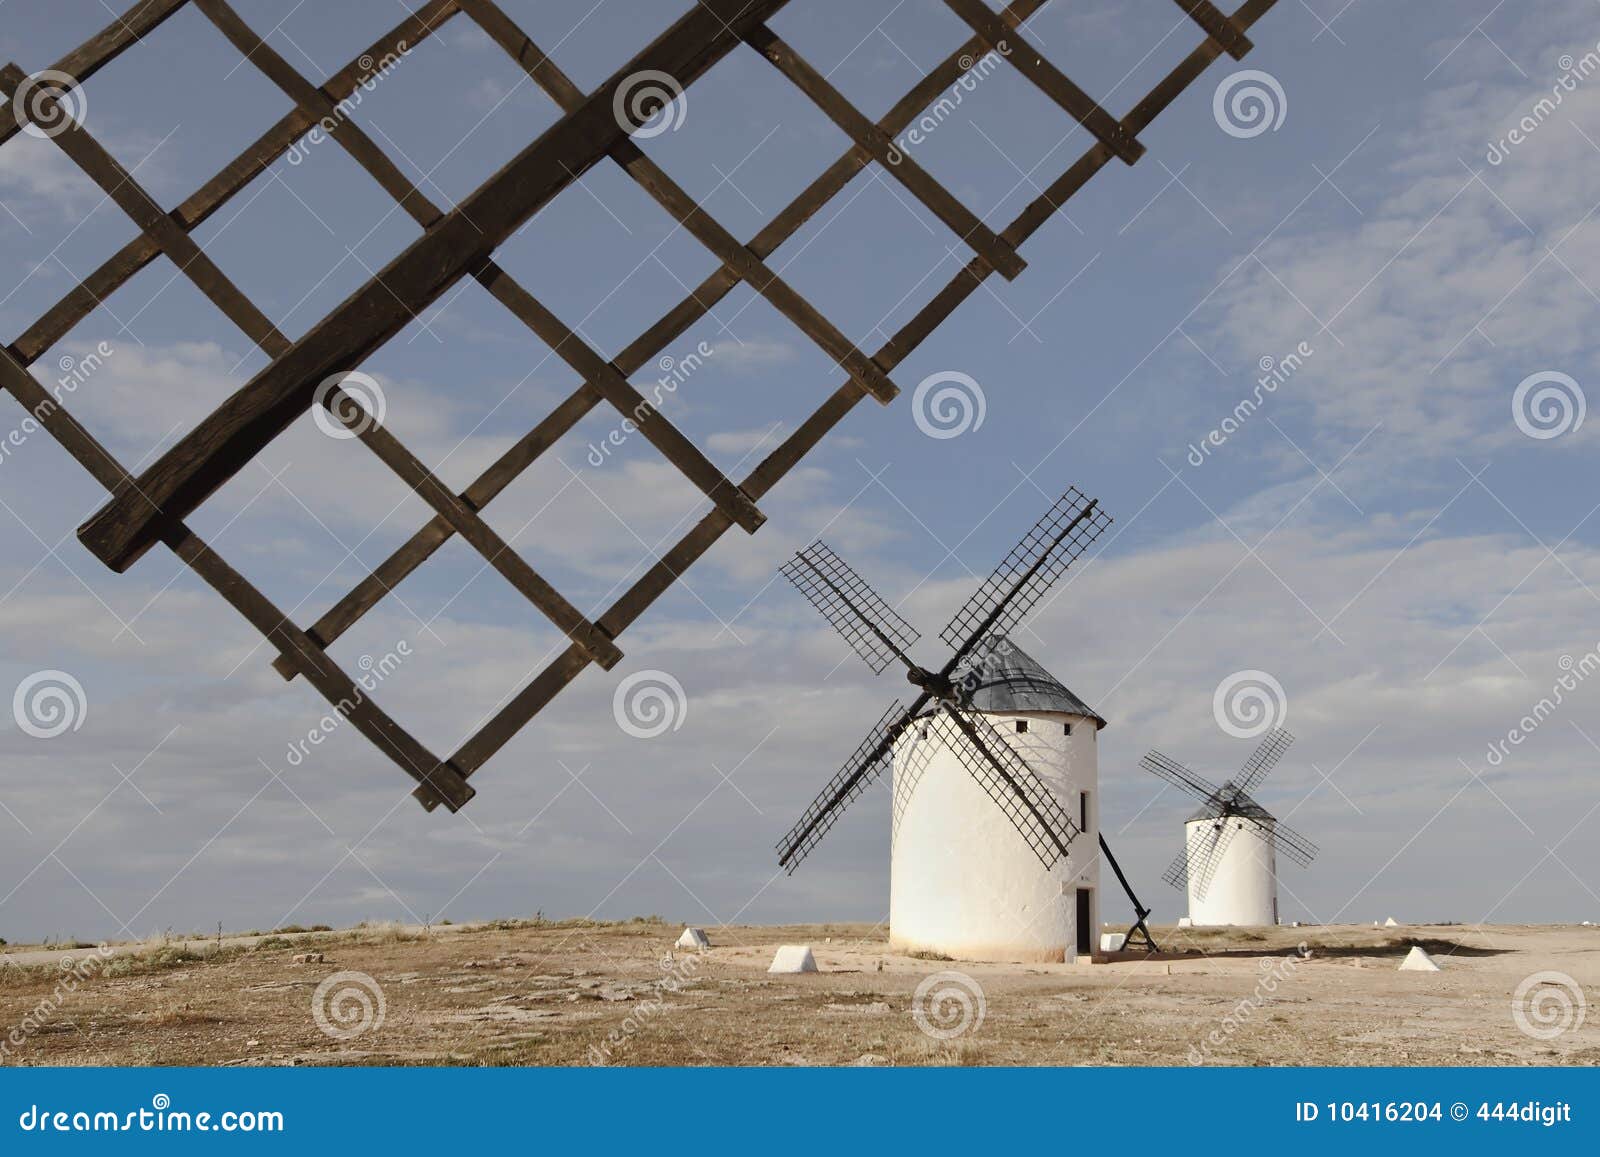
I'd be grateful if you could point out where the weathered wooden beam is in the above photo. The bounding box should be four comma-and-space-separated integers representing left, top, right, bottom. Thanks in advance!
273, 383, 601, 681
0, 0, 192, 144
191, 0, 438, 215
1174, 0, 1254, 60
320, 386, 624, 671
444, 0, 1285, 785
0, 345, 473, 811
76, 0, 792, 575
458, 0, 896, 406
165, 527, 476, 811
11, 0, 461, 365
193, 0, 764, 538
1125, 0, 1277, 135
471, 267, 767, 532
940, 0, 1145, 165
743, 24, 1027, 281
277, 1, 1054, 684
0, 64, 291, 359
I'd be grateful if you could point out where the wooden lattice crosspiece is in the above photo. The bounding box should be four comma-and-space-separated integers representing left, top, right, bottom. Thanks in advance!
0, 0, 1285, 810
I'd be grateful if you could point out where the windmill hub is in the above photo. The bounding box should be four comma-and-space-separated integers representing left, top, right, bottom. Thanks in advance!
905, 665, 956, 701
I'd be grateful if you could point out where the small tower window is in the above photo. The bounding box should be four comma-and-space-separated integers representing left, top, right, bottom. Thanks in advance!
1014, 719, 1029, 733
1063, 722, 1073, 736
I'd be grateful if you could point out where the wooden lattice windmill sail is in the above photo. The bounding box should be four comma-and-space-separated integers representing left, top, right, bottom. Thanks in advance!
0, 0, 1290, 809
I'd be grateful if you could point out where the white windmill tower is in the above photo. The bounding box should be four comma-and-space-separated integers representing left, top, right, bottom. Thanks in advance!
775, 487, 1158, 962
888, 638, 1105, 961
1140, 730, 1318, 926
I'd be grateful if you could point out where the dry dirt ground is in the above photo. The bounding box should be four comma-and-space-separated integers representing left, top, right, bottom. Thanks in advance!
2, 919, 1597, 1066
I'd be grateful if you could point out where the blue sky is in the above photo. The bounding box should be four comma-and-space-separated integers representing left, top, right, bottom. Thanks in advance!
0, 0, 1596, 944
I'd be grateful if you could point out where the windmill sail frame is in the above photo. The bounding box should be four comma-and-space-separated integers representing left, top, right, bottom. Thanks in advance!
781, 542, 922, 675
0, 0, 1280, 806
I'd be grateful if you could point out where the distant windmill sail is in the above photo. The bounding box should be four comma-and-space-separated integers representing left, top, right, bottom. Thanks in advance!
1140, 728, 1318, 902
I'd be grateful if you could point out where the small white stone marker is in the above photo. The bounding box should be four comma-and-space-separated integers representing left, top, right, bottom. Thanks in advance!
1398, 946, 1440, 972
768, 944, 817, 973
1177, 916, 1193, 928
1099, 932, 1127, 952
676, 927, 710, 950
1383, 917, 1400, 927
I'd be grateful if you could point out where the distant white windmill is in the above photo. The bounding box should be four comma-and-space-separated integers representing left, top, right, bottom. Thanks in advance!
1140, 729, 1318, 926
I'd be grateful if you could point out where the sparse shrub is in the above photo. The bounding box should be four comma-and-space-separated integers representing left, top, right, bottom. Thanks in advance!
887, 1036, 986, 1066
351, 921, 422, 944
100, 943, 243, 979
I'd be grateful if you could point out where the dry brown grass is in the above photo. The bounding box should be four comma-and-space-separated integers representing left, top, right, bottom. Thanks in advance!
1, 921, 1596, 1067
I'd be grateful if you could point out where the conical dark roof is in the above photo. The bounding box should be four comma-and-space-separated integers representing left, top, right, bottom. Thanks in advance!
1186, 783, 1276, 824
962, 636, 1107, 728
